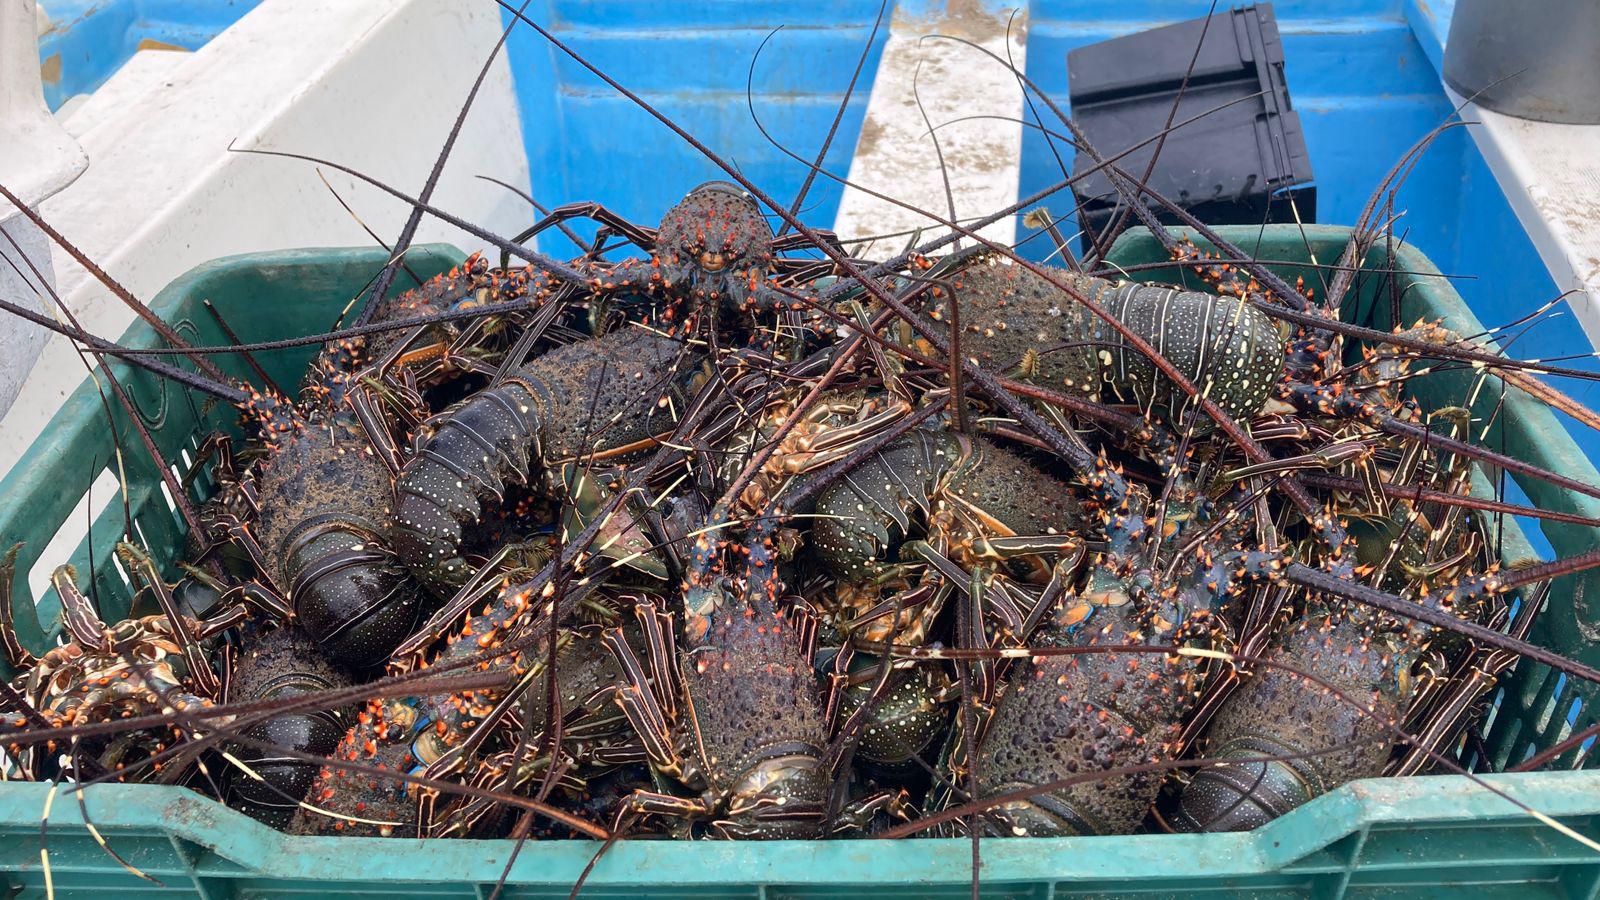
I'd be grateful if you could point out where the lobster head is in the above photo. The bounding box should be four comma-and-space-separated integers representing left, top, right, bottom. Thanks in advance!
655, 181, 774, 314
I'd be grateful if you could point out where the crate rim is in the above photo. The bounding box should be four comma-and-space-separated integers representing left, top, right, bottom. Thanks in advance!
6, 773, 1600, 887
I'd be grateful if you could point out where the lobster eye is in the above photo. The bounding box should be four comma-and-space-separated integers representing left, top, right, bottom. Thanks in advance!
699, 251, 727, 272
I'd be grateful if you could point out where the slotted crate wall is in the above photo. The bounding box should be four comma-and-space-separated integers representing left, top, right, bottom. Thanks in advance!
1109, 225, 1600, 774
1, 230, 1598, 896
0, 246, 462, 674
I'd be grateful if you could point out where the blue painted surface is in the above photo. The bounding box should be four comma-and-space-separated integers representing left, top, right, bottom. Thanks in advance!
500, 0, 891, 259
36, 1, 261, 110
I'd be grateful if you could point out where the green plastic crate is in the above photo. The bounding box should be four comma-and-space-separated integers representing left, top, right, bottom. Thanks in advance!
0, 230, 1597, 898
1109, 225, 1600, 776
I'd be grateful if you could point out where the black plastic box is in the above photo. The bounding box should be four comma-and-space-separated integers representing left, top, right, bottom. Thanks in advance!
1066, 4, 1314, 253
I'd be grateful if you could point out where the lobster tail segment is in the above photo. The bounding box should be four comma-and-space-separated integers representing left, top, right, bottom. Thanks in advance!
390, 329, 692, 595
256, 422, 426, 668
1175, 741, 1318, 832
934, 257, 1288, 430
226, 628, 352, 828
1174, 615, 1408, 832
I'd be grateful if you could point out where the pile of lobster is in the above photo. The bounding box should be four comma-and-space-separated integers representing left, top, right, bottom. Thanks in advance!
0, 178, 1589, 844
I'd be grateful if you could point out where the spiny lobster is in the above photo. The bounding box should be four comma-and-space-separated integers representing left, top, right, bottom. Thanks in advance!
388, 326, 695, 595
224, 626, 352, 828
287, 587, 647, 838
921, 253, 1287, 429
231, 255, 544, 668
1173, 390, 1490, 831
512, 180, 848, 335
1, 548, 246, 780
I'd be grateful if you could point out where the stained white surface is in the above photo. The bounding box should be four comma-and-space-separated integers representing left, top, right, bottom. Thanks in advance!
832, 2, 1027, 260
1407, 0, 1600, 350
0, 0, 87, 208
57, 47, 192, 137
0, 0, 87, 422
0, 0, 533, 481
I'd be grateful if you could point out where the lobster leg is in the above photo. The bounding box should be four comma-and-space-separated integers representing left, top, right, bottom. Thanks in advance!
51, 567, 111, 652
844, 300, 912, 403
345, 383, 408, 478
510, 201, 658, 254
602, 622, 683, 779
181, 432, 235, 498
209, 518, 295, 621
621, 789, 714, 825
118, 545, 223, 697
769, 259, 837, 284
0, 544, 37, 670
390, 543, 529, 667
770, 228, 847, 257
631, 595, 680, 721
783, 401, 915, 473
828, 788, 913, 834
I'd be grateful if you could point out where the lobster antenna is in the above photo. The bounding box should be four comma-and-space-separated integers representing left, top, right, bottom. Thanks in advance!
909, 51, 961, 255
903, 58, 971, 433
1322, 180, 1412, 322
1094, 0, 1221, 263
1003, 11, 1080, 272
0, 295, 248, 404
0, 182, 230, 385
357, 0, 533, 328
0, 233, 135, 538
312, 168, 427, 289
770, 0, 888, 235
0, 229, 205, 534
230, 145, 589, 282
1326, 121, 1470, 311
201, 300, 285, 396
64, 741, 159, 884
473, 174, 594, 253
73, 295, 539, 360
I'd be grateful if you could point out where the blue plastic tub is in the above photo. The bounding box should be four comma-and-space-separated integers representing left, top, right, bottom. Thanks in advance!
36, 1, 263, 109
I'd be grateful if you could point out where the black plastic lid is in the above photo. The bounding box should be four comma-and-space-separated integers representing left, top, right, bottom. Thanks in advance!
1066, 4, 1312, 213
